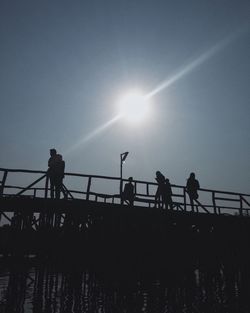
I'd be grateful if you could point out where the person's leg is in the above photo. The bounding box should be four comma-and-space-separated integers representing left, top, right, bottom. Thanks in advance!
50, 177, 55, 199
190, 196, 194, 212
55, 178, 62, 199
154, 187, 160, 207
162, 195, 167, 209
129, 196, 134, 206
169, 197, 173, 210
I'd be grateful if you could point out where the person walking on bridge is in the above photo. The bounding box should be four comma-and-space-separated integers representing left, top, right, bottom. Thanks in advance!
186, 172, 200, 212
154, 171, 166, 208
47, 148, 65, 199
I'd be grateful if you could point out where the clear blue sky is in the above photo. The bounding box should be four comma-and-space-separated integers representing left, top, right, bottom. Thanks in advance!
0, 0, 249, 193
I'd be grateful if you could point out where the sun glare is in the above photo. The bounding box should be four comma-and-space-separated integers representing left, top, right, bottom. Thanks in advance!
117, 90, 151, 124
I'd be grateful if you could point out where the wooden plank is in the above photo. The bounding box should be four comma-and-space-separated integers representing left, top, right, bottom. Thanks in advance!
16, 174, 47, 196
0, 170, 8, 196
86, 177, 92, 201
214, 197, 239, 202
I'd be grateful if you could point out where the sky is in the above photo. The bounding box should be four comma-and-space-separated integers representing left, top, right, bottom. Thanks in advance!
0, 0, 249, 194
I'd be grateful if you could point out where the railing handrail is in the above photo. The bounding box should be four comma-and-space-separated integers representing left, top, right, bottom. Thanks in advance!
1, 193, 249, 212
0, 167, 249, 197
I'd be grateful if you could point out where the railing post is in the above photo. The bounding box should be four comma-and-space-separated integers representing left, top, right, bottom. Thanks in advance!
183, 187, 187, 211
45, 175, 49, 199
0, 170, 8, 197
120, 178, 123, 204
86, 177, 92, 201
239, 195, 243, 216
212, 191, 217, 214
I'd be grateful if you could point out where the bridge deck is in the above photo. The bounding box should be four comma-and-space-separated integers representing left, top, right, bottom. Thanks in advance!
0, 167, 249, 231
0, 168, 250, 258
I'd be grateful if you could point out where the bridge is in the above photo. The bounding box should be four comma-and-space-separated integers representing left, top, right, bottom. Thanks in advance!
0, 167, 250, 260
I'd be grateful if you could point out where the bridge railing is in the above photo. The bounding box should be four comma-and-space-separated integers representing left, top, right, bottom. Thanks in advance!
0, 168, 249, 216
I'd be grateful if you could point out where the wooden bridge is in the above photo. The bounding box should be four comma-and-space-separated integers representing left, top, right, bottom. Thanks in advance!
0, 167, 250, 258
1, 167, 249, 212
0, 167, 250, 224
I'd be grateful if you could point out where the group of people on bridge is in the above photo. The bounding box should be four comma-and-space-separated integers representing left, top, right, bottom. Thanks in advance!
122, 171, 200, 211
47, 149, 200, 211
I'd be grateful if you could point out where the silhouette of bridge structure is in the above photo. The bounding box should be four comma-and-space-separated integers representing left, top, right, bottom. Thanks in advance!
0, 167, 250, 258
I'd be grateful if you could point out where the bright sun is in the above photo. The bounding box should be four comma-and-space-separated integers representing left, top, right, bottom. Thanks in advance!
117, 90, 151, 124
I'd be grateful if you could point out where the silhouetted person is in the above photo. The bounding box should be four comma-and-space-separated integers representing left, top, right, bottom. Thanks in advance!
123, 177, 135, 205
163, 178, 173, 210
47, 149, 65, 199
154, 171, 165, 208
186, 172, 200, 212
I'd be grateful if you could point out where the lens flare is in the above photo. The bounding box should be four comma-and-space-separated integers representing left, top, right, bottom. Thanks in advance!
117, 90, 151, 124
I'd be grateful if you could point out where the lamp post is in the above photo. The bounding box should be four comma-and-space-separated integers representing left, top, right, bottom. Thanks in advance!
120, 152, 129, 203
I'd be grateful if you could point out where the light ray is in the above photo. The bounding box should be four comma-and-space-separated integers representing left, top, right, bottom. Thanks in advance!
65, 114, 122, 155
66, 27, 248, 154
146, 28, 247, 99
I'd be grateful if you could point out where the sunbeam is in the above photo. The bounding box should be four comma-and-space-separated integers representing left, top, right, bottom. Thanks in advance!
146, 28, 247, 99
66, 27, 248, 155
65, 114, 122, 155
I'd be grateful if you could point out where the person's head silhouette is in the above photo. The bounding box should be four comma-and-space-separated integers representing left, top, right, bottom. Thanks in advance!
190, 172, 195, 179
50, 148, 57, 157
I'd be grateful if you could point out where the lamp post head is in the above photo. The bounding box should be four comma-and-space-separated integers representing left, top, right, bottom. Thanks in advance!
121, 151, 129, 163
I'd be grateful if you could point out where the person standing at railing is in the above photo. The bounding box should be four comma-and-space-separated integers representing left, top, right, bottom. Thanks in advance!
154, 171, 166, 208
47, 149, 65, 199
186, 172, 200, 212
163, 178, 173, 210
122, 177, 135, 205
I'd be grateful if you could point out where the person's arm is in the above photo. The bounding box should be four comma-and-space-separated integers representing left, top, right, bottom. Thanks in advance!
47, 158, 52, 173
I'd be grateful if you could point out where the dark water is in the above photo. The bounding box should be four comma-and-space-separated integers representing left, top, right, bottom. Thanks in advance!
0, 258, 249, 313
